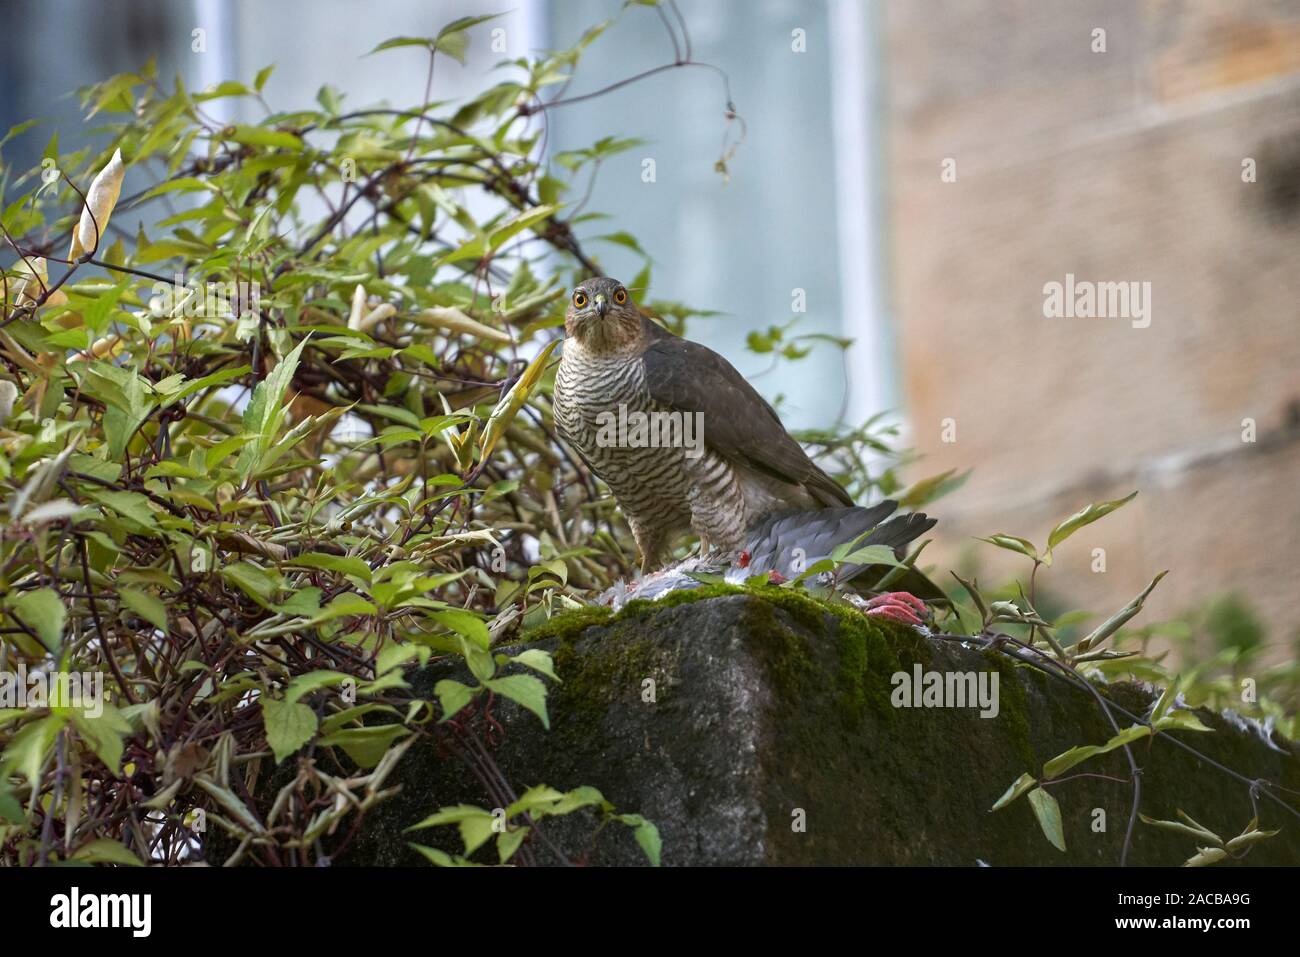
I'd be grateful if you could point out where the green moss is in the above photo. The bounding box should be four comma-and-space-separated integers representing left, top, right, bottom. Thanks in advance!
608, 586, 733, 624
519, 604, 614, 643
750, 587, 929, 727
983, 650, 1036, 769
835, 622, 871, 724
735, 597, 818, 702
518, 582, 748, 646
523, 583, 952, 782
549, 631, 664, 732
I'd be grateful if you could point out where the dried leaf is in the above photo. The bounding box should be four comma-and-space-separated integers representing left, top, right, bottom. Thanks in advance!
416, 306, 512, 343
69, 148, 126, 260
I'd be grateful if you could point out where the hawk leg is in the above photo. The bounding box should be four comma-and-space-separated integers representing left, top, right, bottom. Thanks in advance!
629, 519, 671, 575
686, 475, 746, 561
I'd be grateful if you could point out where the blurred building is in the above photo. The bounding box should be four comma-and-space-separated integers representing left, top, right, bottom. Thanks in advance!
882, 0, 1300, 650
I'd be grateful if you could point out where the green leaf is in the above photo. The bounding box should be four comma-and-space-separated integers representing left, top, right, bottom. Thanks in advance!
1150, 674, 1180, 724
1045, 491, 1137, 561
367, 36, 435, 55
1027, 788, 1066, 852
408, 803, 487, 829
484, 674, 549, 729
1139, 813, 1222, 846
204, 434, 256, 471
634, 819, 662, 867
11, 587, 66, 652
194, 777, 265, 834
262, 697, 318, 763
375, 642, 423, 676
547, 786, 611, 816
239, 336, 309, 478
287, 552, 373, 582
1184, 846, 1229, 867
617, 813, 662, 866
0, 784, 24, 823
408, 843, 477, 867
504, 784, 565, 818
457, 812, 497, 856
990, 772, 1037, 811
364, 14, 507, 64
1074, 571, 1168, 653
276, 587, 322, 618
477, 339, 560, 462
785, 558, 837, 588
70, 704, 132, 774
88, 489, 157, 528
498, 826, 530, 863
317, 724, 407, 768
434, 679, 475, 721
837, 544, 901, 568
460, 637, 496, 684
431, 609, 490, 649
1155, 710, 1214, 733
119, 588, 168, 631
899, 468, 970, 509
221, 561, 279, 605
1, 713, 66, 784
1042, 724, 1151, 779
226, 125, 303, 151
976, 534, 1038, 561
195, 80, 253, 101
70, 838, 144, 866
1224, 826, 1280, 853
405, 803, 496, 856
168, 364, 251, 404
310, 593, 376, 624
285, 670, 350, 704
507, 648, 560, 682
318, 703, 398, 736
78, 277, 131, 336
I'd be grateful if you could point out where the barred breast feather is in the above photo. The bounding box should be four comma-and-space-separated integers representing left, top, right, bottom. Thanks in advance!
554, 338, 750, 559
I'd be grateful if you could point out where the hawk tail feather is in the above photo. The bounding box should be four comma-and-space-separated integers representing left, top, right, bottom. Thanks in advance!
740, 501, 945, 603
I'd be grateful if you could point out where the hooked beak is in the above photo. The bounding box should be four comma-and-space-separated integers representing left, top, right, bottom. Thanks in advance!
594, 293, 608, 317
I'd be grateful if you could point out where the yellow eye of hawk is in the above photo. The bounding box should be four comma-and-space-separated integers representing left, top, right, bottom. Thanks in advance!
573, 290, 588, 308
614, 288, 627, 305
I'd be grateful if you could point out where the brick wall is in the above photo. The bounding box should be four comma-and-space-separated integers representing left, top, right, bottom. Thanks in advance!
882, 0, 1300, 651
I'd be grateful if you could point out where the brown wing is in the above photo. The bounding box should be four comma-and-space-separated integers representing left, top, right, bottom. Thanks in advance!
640, 321, 852, 507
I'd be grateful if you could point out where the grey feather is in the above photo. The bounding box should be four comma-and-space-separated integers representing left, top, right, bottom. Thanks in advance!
742, 501, 937, 579
639, 320, 852, 508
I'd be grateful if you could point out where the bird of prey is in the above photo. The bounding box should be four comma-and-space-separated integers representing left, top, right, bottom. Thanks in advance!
553, 277, 941, 615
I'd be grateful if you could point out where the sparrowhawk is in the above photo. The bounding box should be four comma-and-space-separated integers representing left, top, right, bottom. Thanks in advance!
553, 277, 937, 599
